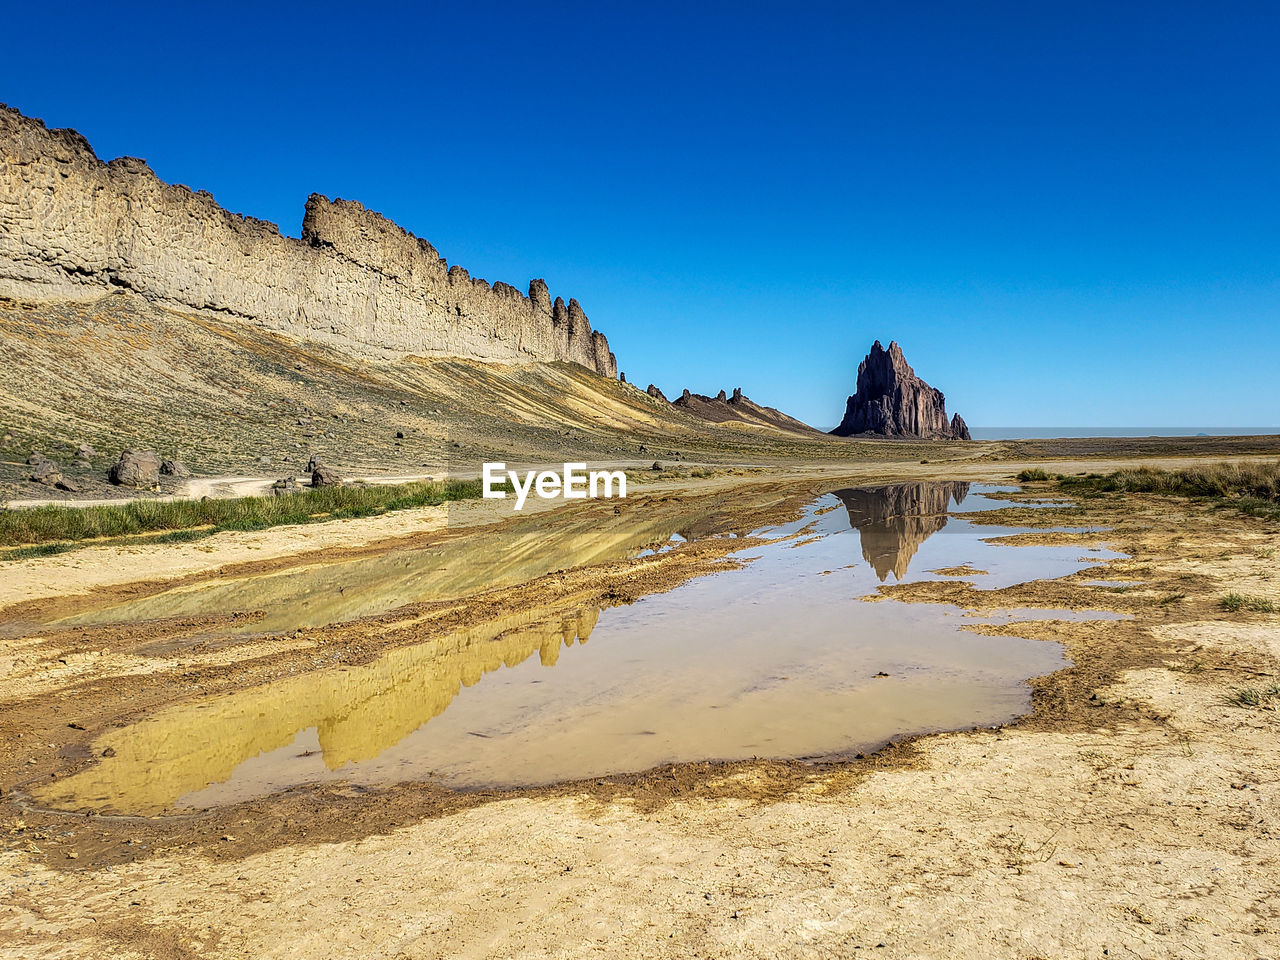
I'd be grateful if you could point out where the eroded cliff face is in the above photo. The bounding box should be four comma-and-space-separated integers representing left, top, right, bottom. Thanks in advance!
0, 105, 617, 378
831, 341, 970, 440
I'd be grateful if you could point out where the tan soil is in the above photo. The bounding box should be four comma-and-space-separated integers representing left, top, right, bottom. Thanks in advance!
1, 456, 1278, 959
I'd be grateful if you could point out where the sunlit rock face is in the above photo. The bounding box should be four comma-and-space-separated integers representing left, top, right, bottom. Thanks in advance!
831, 341, 970, 440
0, 105, 617, 378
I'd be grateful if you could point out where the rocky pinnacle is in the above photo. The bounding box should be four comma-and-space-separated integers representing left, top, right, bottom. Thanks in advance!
831, 341, 970, 440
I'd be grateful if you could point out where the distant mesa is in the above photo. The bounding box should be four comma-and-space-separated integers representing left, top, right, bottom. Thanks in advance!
831, 341, 970, 440
665, 385, 817, 434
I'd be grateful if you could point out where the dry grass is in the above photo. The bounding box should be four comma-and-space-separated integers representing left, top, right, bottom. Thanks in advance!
1057, 461, 1280, 500
1038, 462, 1280, 520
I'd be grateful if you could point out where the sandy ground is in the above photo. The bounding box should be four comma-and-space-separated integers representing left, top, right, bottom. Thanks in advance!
1, 457, 1278, 959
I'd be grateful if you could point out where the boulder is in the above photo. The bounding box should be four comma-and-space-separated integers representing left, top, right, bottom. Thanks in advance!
830, 341, 971, 440
75, 443, 95, 460
271, 477, 300, 497
108, 449, 161, 487
312, 464, 342, 487
30, 457, 61, 486
160, 459, 190, 479
306, 453, 321, 473
55, 478, 80, 493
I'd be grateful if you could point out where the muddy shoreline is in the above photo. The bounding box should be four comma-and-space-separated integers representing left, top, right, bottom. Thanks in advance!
2, 458, 1278, 958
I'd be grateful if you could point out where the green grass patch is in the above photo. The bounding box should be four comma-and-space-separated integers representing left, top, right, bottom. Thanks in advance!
0, 478, 488, 555
1016, 467, 1054, 482
1219, 592, 1278, 614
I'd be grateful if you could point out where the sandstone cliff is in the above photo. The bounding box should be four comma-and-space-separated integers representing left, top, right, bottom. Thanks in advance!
831, 341, 970, 440
0, 105, 617, 377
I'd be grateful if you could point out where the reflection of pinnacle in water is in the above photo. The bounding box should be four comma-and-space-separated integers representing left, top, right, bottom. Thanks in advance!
831, 482, 971, 581
36, 604, 602, 814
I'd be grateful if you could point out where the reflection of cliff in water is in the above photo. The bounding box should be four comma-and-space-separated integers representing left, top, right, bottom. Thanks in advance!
832, 482, 971, 581
36, 603, 602, 815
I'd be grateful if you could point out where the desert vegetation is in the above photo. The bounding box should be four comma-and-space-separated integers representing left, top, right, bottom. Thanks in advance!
0, 478, 487, 557
1018, 462, 1280, 519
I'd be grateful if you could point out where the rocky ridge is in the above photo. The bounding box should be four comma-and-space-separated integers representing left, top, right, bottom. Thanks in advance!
670, 387, 816, 434
0, 105, 616, 377
831, 341, 969, 440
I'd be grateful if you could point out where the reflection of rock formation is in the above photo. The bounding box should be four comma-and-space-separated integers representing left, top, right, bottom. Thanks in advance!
57, 499, 733, 634
36, 603, 602, 815
831, 482, 971, 581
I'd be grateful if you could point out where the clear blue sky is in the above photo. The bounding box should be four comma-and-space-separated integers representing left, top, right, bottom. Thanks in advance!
3, 1, 1277, 428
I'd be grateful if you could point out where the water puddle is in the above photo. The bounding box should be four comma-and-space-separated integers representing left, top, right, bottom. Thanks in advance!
33, 482, 1126, 815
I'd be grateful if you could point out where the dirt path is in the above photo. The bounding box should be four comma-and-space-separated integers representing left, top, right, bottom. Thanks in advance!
0, 465, 1277, 959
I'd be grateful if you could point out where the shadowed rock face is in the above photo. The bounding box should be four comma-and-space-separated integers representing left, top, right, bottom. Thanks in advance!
831, 341, 970, 440
831, 481, 972, 581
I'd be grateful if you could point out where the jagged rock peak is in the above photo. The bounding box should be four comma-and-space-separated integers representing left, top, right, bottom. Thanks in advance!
830, 340, 970, 440
646, 384, 668, 402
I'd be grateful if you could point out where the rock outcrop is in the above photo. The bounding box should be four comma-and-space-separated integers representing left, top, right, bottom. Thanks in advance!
646, 384, 668, 402
0, 105, 617, 378
670, 387, 816, 434
831, 341, 970, 440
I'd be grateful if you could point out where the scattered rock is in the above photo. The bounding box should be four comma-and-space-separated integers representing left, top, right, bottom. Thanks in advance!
160, 458, 190, 478
55, 478, 80, 493
26, 451, 45, 466
306, 453, 321, 473
831, 340, 970, 439
395, 430, 405, 439
312, 464, 342, 487
652, 462, 663, 471
271, 477, 300, 496
75, 443, 95, 460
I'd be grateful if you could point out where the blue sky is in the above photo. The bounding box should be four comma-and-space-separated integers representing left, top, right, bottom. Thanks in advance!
3, 1, 1277, 427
